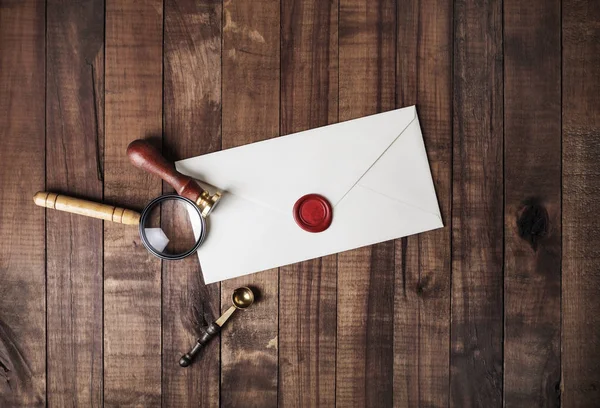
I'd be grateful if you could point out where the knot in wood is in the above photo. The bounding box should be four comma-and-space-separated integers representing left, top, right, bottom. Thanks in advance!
517, 200, 549, 251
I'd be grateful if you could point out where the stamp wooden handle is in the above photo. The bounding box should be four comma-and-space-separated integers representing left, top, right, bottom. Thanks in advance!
126, 139, 221, 217
33, 192, 141, 225
126, 139, 205, 202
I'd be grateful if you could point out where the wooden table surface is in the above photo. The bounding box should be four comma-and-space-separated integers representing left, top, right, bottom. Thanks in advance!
1, 0, 599, 407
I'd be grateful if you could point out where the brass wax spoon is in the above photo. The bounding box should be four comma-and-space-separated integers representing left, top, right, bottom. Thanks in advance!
179, 286, 255, 367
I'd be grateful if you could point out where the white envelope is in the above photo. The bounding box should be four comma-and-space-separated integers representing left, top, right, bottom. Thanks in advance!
176, 105, 443, 284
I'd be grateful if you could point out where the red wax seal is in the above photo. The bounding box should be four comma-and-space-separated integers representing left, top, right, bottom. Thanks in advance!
293, 194, 333, 233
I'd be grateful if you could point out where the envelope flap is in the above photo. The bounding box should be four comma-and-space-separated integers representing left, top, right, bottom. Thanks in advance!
176, 106, 417, 213
357, 115, 442, 218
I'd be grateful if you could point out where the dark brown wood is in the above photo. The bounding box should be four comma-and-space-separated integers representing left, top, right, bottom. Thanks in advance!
503, 0, 561, 406
162, 0, 222, 404
46, 0, 104, 406
394, 0, 453, 405
563, 0, 600, 405
279, 258, 337, 408
337, 0, 396, 406
6, 0, 600, 404
451, 0, 504, 406
0, 1, 46, 406
394, 238, 420, 407
278, 0, 338, 406
127, 139, 209, 204
104, 1, 163, 406
220, 0, 280, 405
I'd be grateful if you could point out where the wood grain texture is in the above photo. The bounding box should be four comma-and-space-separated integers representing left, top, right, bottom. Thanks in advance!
104, 0, 163, 406
162, 0, 221, 406
562, 0, 600, 405
2, 1, 596, 405
451, 0, 504, 406
395, 0, 452, 405
503, 0, 562, 406
46, 0, 104, 406
221, 0, 280, 406
279, 258, 337, 408
337, 0, 396, 406
0, 1, 46, 406
278, 0, 338, 406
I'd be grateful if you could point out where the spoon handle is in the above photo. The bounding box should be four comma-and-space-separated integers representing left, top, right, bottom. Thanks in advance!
215, 305, 237, 327
179, 322, 221, 367
179, 305, 239, 367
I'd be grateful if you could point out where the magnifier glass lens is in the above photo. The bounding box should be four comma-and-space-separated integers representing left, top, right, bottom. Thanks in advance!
140, 196, 205, 260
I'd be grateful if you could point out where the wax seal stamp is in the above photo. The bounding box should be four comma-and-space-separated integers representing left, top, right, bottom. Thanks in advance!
293, 194, 333, 233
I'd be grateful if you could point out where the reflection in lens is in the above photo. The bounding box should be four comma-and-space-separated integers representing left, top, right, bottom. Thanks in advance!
140, 196, 205, 260
145, 228, 169, 253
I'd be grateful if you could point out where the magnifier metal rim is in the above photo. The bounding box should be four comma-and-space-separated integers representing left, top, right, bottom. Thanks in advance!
139, 194, 206, 261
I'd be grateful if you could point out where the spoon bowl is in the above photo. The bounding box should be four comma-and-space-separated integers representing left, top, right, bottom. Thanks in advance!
232, 287, 254, 309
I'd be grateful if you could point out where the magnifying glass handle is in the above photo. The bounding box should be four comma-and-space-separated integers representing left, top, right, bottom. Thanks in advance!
126, 139, 221, 217
179, 322, 221, 367
34, 192, 141, 225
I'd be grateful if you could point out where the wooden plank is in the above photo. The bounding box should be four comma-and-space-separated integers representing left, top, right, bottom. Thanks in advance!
45, 0, 104, 406
451, 0, 503, 406
220, 0, 280, 406
562, 0, 600, 405
503, 0, 561, 406
278, 0, 338, 406
0, 1, 46, 406
394, 0, 452, 405
337, 0, 396, 406
393, 239, 419, 408
104, 1, 163, 406
162, 0, 221, 406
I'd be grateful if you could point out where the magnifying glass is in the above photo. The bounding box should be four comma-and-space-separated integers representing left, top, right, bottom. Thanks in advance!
33, 192, 206, 260
34, 140, 222, 260
138, 194, 207, 260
